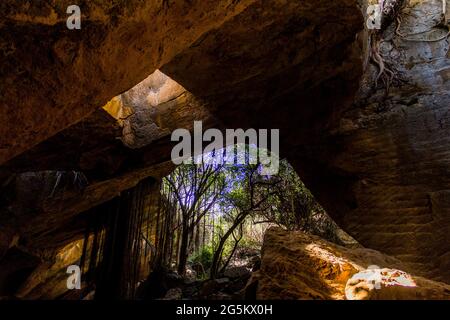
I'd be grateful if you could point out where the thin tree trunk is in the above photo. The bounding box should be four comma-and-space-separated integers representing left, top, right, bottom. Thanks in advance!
210, 213, 247, 279
177, 218, 189, 275
219, 232, 242, 274
194, 220, 200, 254
202, 213, 206, 249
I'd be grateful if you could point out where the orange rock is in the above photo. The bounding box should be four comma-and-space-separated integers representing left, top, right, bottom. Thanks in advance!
248, 228, 450, 300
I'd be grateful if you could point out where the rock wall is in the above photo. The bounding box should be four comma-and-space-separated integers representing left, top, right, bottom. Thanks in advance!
290, 0, 450, 283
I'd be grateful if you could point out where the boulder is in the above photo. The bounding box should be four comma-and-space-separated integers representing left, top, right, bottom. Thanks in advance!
223, 266, 251, 279
345, 268, 450, 300
248, 228, 450, 300
163, 288, 183, 300
215, 278, 230, 285
199, 280, 218, 298
199, 278, 230, 297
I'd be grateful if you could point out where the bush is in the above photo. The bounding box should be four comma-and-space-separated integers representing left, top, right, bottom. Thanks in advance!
189, 246, 214, 271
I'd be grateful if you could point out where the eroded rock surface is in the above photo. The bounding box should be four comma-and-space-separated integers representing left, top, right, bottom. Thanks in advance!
289, 0, 450, 283
0, 0, 255, 164
248, 228, 450, 300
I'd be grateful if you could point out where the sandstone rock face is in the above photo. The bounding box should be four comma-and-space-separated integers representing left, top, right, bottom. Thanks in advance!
1, 163, 169, 253
162, 0, 364, 148
15, 240, 84, 300
107, 70, 215, 150
0, 71, 211, 177
0, 0, 255, 164
289, 0, 450, 283
1, 0, 363, 174
249, 228, 450, 300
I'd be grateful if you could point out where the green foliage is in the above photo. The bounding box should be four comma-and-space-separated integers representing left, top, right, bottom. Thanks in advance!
259, 160, 340, 243
238, 233, 262, 250
161, 147, 344, 277
189, 245, 214, 271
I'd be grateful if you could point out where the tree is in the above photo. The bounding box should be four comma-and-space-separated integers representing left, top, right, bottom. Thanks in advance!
160, 151, 340, 279
252, 160, 339, 242
209, 164, 280, 279
163, 161, 225, 275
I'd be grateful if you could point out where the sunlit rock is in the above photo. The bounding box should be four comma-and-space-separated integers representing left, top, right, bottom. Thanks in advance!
247, 228, 450, 300
345, 268, 416, 300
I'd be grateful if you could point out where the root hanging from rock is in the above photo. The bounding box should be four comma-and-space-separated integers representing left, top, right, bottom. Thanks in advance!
370, 0, 449, 94
370, 34, 396, 91
368, 0, 406, 93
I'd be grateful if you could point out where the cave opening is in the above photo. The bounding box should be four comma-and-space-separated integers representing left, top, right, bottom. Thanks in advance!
65, 146, 353, 300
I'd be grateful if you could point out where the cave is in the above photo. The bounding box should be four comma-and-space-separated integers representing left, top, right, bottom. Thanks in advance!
1, 0, 450, 304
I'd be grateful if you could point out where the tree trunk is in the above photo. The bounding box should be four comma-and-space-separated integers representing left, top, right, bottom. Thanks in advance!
219, 234, 241, 275
202, 214, 206, 249
177, 219, 190, 275
210, 213, 247, 279
174, 211, 181, 268
194, 220, 201, 254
